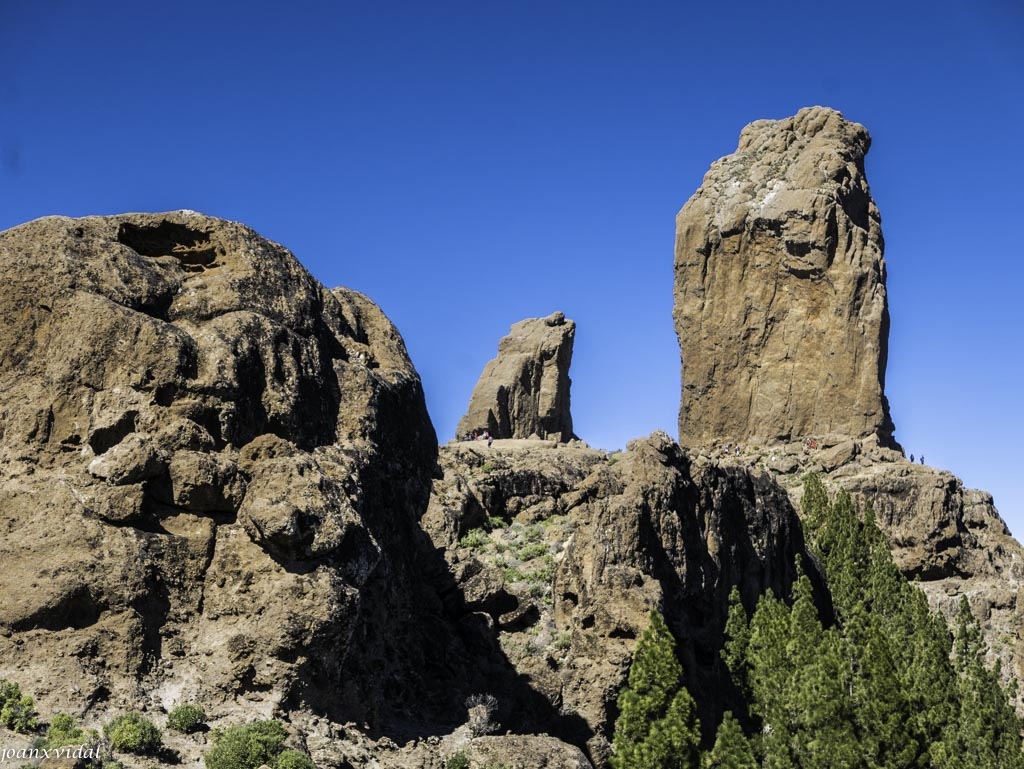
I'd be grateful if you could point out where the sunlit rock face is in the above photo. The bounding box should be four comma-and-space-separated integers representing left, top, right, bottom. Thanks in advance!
457, 311, 576, 442
0, 211, 438, 723
673, 106, 896, 449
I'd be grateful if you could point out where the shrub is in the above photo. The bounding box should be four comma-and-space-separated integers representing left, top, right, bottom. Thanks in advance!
167, 703, 207, 734
0, 679, 39, 733
515, 542, 548, 561
39, 712, 86, 748
465, 693, 499, 737
204, 720, 288, 769
274, 749, 315, 769
445, 752, 470, 769
501, 566, 524, 583
459, 529, 489, 549
522, 526, 543, 543
104, 712, 161, 755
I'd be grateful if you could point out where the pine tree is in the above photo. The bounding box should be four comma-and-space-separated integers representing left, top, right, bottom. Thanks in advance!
714, 475, 1024, 769
722, 586, 751, 699
945, 597, 1024, 769
705, 711, 757, 769
610, 611, 701, 769
800, 472, 830, 533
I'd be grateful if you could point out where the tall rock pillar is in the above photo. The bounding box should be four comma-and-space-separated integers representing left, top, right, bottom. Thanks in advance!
457, 311, 576, 441
673, 106, 897, 448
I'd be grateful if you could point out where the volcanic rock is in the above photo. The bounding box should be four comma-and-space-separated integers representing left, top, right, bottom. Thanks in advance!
0, 211, 438, 726
456, 312, 576, 442
424, 434, 818, 765
674, 107, 896, 448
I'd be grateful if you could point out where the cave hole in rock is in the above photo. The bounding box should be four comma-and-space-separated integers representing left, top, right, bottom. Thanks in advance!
117, 221, 219, 271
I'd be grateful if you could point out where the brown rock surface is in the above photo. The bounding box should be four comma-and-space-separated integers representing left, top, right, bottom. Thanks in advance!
674, 106, 896, 448
423, 435, 817, 766
457, 312, 576, 441
0, 211, 438, 729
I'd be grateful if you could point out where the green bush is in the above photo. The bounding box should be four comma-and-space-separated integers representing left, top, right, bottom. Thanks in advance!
167, 703, 207, 733
459, 529, 489, 549
515, 542, 548, 560
39, 712, 86, 748
552, 632, 572, 651
274, 749, 315, 769
0, 679, 39, 733
104, 712, 161, 755
204, 720, 288, 769
445, 751, 470, 769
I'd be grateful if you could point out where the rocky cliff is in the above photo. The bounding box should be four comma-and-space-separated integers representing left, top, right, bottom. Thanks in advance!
0, 212, 440, 740
422, 435, 817, 766
0, 211, 821, 767
673, 106, 896, 448
456, 312, 576, 442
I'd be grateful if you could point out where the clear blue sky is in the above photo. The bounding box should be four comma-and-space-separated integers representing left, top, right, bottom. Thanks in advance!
2, 1, 1022, 534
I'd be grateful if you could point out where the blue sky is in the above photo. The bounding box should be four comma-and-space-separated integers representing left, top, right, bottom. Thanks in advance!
2, 1, 1022, 534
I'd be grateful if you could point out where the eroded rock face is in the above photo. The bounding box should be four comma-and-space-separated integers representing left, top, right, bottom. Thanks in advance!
674, 106, 896, 448
0, 212, 437, 724
456, 312, 576, 441
423, 435, 817, 766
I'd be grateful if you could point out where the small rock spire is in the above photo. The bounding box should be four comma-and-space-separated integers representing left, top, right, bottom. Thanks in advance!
457, 311, 576, 442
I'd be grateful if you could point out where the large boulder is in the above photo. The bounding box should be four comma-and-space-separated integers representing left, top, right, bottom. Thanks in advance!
673, 106, 896, 448
0, 212, 437, 725
457, 312, 576, 442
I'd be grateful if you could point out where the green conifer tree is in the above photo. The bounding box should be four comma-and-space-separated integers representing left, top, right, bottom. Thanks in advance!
610, 610, 701, 769
705, 711, 756, 769
722, 586, 751, 699
945, 597, 1024, 769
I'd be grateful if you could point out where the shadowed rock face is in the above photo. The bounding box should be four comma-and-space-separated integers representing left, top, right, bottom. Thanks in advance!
0, 211, 438, 725
674, 106, 896, 449
422, 434, 818, 766
456, 312, 576, 442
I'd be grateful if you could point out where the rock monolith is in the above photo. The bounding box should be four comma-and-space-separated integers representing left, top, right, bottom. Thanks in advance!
673, 106, 897, 448
457, 311, 576, 441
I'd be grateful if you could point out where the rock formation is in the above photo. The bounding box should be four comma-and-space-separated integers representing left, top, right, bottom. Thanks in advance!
0, 211, 439, 730
456, 312, 576, 442
2, 108, 1024, 769
422, 435, 817, 765
674, 106, 896, 448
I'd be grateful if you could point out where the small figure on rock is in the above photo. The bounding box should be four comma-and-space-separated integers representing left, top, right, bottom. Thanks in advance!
910, 453, 915, 463
484, 430, 493, 447
920, 455, 925, 465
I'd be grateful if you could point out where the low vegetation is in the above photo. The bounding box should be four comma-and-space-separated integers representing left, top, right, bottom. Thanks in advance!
204, 720, 313, 769
0, 679, 38, 733
167, 703, 207, 734
104, 711, 161, 755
